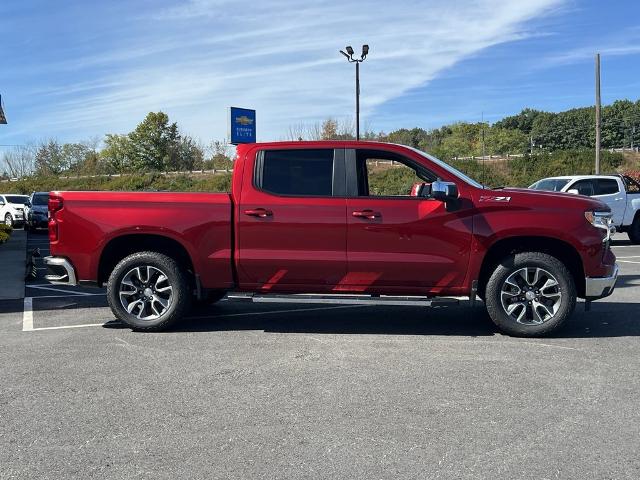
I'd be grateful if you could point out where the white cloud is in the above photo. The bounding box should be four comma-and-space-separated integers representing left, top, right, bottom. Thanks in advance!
12, 0, 566, 142
540, 26, 640, 68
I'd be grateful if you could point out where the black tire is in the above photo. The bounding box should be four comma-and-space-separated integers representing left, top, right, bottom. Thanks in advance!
628, 216, 640, 244
484, 252, 576, 337
194, 290, 227, 306
4, 214, 13, 227
106, 251, 192, 331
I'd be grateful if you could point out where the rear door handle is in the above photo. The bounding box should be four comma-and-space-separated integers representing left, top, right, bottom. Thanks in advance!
244, 208, 273, 218
352, 209, 381, 219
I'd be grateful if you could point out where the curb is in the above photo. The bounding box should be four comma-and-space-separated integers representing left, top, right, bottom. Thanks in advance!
0, 229, 27, 300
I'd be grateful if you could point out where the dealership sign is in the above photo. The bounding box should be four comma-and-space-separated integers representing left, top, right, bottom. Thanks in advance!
229, 107, 256, 144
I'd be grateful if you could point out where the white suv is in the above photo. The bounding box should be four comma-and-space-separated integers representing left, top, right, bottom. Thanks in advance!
0, 194, 30, 228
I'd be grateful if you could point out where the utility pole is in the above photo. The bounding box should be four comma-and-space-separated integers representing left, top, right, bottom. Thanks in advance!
481, 112, 486, 186
595, 53, 601, 174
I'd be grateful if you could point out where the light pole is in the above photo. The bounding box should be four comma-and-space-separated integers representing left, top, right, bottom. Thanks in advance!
0, 95, 7, 124
340, 45, 368, 140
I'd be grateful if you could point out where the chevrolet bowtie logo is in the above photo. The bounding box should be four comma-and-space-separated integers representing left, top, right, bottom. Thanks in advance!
235, 115, 253, 126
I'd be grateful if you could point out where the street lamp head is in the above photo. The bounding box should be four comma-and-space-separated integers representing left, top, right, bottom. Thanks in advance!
345, 45, 354, 56
361, 44, 369, 58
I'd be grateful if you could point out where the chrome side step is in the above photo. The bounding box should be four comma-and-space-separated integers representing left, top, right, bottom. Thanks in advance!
227, 293, 465, 307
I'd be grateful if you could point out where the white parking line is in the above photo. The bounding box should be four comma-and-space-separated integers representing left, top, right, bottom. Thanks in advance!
22, 298, 33, 331
617, 256, 640, 259
611, 245, 640, 249
618, 260, 640, 264
26, 293, 105, 299
22, 304, 367, 332
30, 323, 108, 331
26, 285, 95, 296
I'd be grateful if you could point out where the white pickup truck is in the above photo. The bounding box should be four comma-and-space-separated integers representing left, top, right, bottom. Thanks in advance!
529, 175, 640, 244
530, 174, 640, 243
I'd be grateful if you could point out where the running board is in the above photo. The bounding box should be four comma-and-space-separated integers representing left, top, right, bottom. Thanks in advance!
227, 293, 465, 307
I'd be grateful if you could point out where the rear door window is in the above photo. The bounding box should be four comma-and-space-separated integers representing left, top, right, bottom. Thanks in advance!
258, 149, 335, 196
595, 179, 619, 195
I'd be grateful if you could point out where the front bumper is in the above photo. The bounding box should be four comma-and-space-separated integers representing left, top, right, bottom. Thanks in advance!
44, 256, 78, 285
29, 215, 49, 228
585, 264, 618, 299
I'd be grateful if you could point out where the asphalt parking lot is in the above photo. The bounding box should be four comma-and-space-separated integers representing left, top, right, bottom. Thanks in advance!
1, 232, 639, 479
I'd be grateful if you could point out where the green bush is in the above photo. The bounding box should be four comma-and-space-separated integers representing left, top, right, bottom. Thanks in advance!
0, 224, 11, 244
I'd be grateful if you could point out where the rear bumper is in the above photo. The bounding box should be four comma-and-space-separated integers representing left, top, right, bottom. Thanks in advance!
585, 264, 618, 299
44, 256, 78, 286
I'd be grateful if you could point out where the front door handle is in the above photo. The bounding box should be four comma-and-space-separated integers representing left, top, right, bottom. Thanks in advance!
352, 209, 381, 219
244, 208, 273, 218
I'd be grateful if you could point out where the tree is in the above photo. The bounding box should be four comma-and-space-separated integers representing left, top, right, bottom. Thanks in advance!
494, 108, 542, 134
1, 144, 36, 178
35, 140, 67, 175
127, 112, 180, 171
101, 134, 132, 173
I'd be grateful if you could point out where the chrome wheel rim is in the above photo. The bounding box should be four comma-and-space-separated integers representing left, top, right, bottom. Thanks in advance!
5, 215, 12, 226
500, 267, 562, 325
119, 266, 173, 321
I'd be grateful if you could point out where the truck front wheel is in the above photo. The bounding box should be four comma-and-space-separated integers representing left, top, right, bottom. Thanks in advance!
484, 252, 576, 337
106, 251, 191, 331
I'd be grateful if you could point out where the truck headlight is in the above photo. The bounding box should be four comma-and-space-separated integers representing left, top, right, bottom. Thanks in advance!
585, 210, 614, 242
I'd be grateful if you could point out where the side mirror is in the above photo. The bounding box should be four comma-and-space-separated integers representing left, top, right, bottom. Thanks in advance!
567, 189, 579, 195
431, 181, 459, 202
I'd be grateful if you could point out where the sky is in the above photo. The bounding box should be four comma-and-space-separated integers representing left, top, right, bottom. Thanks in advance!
0, 0, 639, 147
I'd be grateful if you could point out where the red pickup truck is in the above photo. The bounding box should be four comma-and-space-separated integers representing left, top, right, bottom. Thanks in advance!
45, 141, 618, 336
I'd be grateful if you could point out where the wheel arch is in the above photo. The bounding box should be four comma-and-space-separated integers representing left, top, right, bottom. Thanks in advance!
477, 236, 585, 299
98, 233, 196, 286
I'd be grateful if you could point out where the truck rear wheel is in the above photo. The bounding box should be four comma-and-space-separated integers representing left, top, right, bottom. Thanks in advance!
484, 252, 576, 337
628, 216, 640, 244
106, 251, 191, 331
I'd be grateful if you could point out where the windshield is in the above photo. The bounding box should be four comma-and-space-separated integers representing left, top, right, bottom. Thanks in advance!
529, 179, 570, 192
405, 146, 484, 188
5, 195, 30, 205
32, 193, 49, 205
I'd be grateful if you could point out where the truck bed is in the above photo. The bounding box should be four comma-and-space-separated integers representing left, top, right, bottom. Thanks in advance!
49, 191, 234, 289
